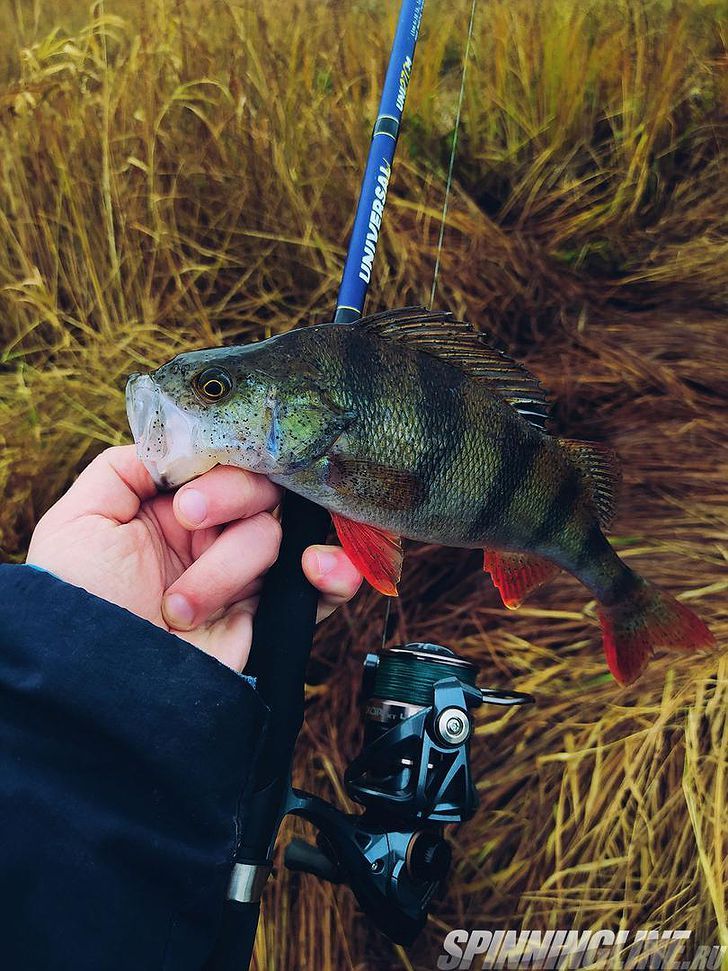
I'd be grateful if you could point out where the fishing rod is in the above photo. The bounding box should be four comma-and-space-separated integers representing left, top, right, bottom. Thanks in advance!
204, 2, 532, 967
204, 4, 427, 966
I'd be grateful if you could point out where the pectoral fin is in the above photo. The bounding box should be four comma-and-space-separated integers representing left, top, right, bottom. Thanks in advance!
326, 456, 426, 510
331, 513, 403, 597
484, 550, 560, 609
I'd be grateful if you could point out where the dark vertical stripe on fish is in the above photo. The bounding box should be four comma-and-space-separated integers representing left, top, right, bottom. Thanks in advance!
574, 522, 608, 572
576, 522, 637, 606
343, 330, 378, 419
530, 468, 582, 549
413, 352, 465, 499
469, 431, 543, 543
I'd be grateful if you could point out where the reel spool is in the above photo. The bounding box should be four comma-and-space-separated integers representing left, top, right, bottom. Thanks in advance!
347, 643, 483, 823
363, 643, 479, 739
283, 642, 534, 944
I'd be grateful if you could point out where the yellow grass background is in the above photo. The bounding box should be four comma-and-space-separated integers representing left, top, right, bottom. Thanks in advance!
0, 0, 727, 967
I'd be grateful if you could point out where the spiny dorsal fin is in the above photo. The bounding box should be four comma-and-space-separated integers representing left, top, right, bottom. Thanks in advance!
357, 306, 551, 430
560, 439, 621, 530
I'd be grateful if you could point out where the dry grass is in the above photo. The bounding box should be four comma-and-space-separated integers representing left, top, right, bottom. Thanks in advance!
1, 0, 727, 967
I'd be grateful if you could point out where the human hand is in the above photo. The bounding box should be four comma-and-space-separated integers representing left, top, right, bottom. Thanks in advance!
26, 445, 362, 671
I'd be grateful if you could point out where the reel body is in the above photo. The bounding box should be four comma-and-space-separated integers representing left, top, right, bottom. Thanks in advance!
283, 643, 533, 944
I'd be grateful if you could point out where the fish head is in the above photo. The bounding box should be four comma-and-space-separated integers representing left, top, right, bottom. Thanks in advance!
126, 336, 353, 489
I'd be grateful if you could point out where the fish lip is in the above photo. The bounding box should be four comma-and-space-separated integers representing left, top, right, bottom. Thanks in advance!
125, 373, 168, 488
125, 372, 151, 448
125, 372, 218, 490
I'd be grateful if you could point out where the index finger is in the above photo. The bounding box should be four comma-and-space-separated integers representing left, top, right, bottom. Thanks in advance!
173, 465, 282, 530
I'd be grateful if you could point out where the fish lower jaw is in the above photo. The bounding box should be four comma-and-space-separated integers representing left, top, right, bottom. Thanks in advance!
141, 449, 285, 490
136, 448, 222, 490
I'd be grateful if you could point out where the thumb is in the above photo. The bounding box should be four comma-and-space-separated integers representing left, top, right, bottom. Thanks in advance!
39, 446, 157, 529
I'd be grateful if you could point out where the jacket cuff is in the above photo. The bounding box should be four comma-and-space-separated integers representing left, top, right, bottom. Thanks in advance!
0, 563, 269, 970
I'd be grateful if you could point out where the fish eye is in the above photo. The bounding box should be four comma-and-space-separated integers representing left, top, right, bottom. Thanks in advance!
193, 366, 233, 402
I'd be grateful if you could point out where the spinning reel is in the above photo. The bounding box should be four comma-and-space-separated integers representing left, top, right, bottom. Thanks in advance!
282, 643, 534, 944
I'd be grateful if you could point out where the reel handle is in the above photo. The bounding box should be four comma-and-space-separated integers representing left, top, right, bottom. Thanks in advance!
480, 687, 535, 706
284, 788, 442, 946
284, 838, 342, 884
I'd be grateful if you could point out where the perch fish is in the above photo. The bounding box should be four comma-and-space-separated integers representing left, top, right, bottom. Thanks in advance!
125, 307, 714, 685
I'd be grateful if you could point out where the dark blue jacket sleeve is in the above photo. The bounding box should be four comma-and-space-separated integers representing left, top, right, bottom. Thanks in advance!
0, 564, 270, 971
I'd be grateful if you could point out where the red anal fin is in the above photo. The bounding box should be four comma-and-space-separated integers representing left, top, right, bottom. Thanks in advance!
484, 550, 560, 609
331, 512, 403, 597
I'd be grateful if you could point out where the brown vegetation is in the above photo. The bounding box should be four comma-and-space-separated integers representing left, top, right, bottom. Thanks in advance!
0, 0, 726, 967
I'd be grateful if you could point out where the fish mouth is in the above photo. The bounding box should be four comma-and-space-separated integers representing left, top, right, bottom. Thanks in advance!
125, 372, 220, 489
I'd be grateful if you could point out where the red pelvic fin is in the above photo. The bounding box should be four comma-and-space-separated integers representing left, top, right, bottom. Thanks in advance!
598, 578, 715, 686
483, 550, 560, 609
331, 512, 403, 597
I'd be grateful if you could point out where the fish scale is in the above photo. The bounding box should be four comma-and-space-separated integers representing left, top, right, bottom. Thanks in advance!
125, 306, 715, 685
309, 326, 531, 546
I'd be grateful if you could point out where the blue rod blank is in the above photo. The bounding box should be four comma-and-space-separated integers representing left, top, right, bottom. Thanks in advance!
334, 0, 425, 323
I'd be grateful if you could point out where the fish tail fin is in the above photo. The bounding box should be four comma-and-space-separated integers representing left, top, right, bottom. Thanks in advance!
598, 576, 715, 685
559, 438, 621, 529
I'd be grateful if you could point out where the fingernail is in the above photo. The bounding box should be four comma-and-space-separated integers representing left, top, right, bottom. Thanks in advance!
314, 549, 338, 577
178, 489, 207, 526
163, 592, 195, 629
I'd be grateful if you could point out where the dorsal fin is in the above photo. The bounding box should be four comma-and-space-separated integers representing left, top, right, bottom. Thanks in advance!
559, 439, 621, 529
357, 306, 551, 430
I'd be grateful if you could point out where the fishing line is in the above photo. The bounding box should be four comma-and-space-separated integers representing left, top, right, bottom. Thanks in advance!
381, 0, 477, 651
381, 597, 392, 650
428, 0, 478, 310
